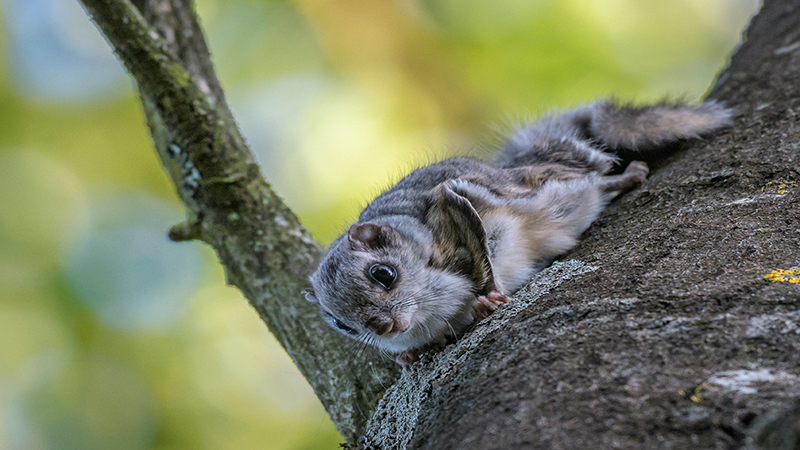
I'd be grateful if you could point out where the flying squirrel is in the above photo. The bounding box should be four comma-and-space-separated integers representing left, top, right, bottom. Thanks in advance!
303, 99, 732, 366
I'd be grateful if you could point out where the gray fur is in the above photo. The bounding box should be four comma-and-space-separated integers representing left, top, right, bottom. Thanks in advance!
589, 99, 733, 149
495, 99, 733, 168
307, 99, 732, 364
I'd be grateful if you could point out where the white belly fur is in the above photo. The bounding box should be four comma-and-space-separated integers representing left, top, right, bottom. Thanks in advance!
480, 210, 536, 293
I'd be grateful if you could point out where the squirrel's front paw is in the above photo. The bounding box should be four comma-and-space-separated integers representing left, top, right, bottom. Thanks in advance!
472, 291, 510, 319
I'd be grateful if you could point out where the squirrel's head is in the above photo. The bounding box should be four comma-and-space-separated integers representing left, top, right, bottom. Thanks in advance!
304, 218, 476, 355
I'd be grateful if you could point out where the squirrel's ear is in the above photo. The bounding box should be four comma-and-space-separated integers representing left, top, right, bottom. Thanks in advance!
347, 223, 394, 251
301, 288, 318, 303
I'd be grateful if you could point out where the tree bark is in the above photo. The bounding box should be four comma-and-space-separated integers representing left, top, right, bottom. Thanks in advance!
361, 1, 800, 448
78, 0, 800, 448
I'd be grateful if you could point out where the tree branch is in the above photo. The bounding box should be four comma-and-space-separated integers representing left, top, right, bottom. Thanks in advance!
78, 0, 399, 443
80, 0, 800, 447
362, 1, 800, 447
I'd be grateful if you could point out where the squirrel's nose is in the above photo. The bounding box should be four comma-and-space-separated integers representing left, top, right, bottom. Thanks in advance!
365, 316, 395, 336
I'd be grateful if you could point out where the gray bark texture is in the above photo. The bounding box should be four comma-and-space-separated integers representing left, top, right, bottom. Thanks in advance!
78, 0, 800, 448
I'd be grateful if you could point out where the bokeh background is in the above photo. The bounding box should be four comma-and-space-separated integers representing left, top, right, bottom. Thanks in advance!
0, 0, 758, 448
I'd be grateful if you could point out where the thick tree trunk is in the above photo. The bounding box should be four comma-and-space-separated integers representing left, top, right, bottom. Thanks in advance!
362, 1, 800, 448
79, 0, 800, 448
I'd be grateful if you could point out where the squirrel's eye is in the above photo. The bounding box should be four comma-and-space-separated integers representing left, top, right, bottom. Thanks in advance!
369, 264, 396, 290
331, 317, 357, 335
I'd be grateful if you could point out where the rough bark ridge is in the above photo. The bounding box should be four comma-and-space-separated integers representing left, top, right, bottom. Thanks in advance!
78, 0, 398, 444
362, 1, 800, 448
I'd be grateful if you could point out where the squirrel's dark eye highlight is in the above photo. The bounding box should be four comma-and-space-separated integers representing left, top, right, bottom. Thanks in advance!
331, 317, 357, 335
369, 264, 396, 289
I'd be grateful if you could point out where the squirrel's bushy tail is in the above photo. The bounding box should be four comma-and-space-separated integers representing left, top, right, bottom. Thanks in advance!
494, 99, 733, 174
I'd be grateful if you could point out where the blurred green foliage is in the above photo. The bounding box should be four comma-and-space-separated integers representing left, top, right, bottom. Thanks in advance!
0, 0, 756, 448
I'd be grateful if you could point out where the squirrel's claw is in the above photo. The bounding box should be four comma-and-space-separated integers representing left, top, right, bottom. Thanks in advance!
395, 349, 419, 367
472, 291, 510, 319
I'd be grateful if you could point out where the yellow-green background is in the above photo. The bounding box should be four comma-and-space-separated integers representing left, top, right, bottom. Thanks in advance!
0, 0, 756, 448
